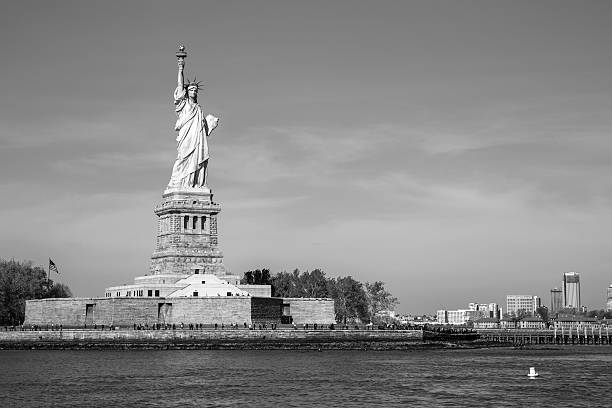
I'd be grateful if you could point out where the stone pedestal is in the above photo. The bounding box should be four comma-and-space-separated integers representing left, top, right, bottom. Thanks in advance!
149, 186, 227, 276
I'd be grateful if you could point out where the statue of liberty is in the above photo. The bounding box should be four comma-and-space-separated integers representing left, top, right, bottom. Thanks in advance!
168, 45, 219, 189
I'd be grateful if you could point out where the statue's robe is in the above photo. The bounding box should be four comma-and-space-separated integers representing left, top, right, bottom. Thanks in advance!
169, 86, 218, 188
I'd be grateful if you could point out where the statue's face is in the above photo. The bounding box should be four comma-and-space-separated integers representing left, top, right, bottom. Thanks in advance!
188, 87, 198, 99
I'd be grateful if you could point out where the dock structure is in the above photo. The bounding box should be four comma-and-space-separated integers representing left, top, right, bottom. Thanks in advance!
478, 327, 612, 345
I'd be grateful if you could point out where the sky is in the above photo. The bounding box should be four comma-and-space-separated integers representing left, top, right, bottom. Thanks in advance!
1, 0, 611, 314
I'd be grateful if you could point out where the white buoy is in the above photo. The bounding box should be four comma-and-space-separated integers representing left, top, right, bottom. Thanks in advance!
527, 367, 539, 378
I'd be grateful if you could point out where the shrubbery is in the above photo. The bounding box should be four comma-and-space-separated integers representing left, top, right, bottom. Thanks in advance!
241, 268, 398, 324
0, 259, 72, 325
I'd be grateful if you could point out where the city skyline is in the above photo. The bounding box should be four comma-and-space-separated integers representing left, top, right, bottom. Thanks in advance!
1, 1, 612, 314
419, 272, 611, 317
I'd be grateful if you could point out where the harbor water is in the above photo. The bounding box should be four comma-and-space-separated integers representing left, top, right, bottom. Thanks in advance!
1, 347, 610, 407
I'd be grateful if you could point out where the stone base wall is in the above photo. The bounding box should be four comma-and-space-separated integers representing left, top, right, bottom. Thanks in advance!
24, 297, 252, 327
283, 298, 335, 324
24, 296, 331, 327
168, 298, 251, 325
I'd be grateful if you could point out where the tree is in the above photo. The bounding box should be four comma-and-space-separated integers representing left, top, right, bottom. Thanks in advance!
0, 259, 72, 325
328, 276, 369, 324
536, 306, 549, 324
270, 269, 299, 297
558, 307, 580, 316
253, 269, 263, 284
300, 269, 329, 298
365, 281, 399, 320
507, 309, 529, 322
240, 268, 272, 285
270, 268, 336, 299
586, 309, 612, 320
47, 283, 72, 298
241, 271, 254, 284
247, 267, 398, 325
260, 269, 271, 285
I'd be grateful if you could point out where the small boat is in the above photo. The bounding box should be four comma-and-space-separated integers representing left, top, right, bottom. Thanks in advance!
527, 367, 539, 378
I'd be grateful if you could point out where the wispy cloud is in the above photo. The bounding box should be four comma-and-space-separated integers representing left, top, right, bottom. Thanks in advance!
51, 150, 170, 172
215, 116, 612, 228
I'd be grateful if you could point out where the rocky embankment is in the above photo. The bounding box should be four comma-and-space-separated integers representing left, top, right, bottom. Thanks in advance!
0, 328, 457, 350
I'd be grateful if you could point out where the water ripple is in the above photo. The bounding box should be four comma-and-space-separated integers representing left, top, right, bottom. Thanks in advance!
0, 347, 610, 407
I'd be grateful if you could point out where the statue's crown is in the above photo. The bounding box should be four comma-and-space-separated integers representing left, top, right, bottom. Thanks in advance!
186, 77, 203, 91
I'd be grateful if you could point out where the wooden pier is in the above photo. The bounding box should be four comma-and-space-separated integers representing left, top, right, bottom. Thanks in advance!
478, 327, 612, 345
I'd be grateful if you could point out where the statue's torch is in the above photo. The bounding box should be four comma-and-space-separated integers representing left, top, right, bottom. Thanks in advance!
176, 44, 187, 62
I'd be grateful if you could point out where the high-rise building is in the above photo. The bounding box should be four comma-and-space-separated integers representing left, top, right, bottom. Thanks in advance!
550, 288, 563, 314
562, 272, 581, 309
506, 295, 541, 316
606, 284, 612, 312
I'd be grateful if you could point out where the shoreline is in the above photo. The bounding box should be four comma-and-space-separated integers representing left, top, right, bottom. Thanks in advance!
0, 328, 488, 350
2, 330, 607, 351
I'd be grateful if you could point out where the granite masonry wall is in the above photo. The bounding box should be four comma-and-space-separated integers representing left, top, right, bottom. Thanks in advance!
24, 297, 254, 327
24, 296, 333, 327
167, 297, 252, 325
25, 296, 335, 327
284, 298, 336, 325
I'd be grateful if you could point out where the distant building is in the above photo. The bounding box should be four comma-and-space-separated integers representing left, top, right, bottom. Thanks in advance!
563, 271, 581, 309
553, 316, 599, 331
519, 316, 546, 330
473, 317, 500, 329
447, 309, 481, 325
607, 284, 612, 312
375, 310, 396, 320
550, 288, 562, 314
506, 295, 541, 316
438, 302, 500, 325
497, 316, 545, 330
407, 315, 436, 326
436, 310, 448, 324
468, 302, 501, 319
500, 316, 518, 329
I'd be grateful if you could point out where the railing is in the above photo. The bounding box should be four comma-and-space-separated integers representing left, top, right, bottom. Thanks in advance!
155, 201, 221, 213
477, 328, 612, 345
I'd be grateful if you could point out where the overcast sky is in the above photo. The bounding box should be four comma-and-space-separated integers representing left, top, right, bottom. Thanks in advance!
1, 1, 611, 314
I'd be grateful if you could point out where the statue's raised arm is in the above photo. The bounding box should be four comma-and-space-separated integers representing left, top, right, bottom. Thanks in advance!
175, 44, 187, 98
177, 59, 185, 89
167, 45, 219, 191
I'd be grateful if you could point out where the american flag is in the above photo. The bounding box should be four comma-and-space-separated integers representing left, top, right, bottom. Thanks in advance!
49, 258, 59, 274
